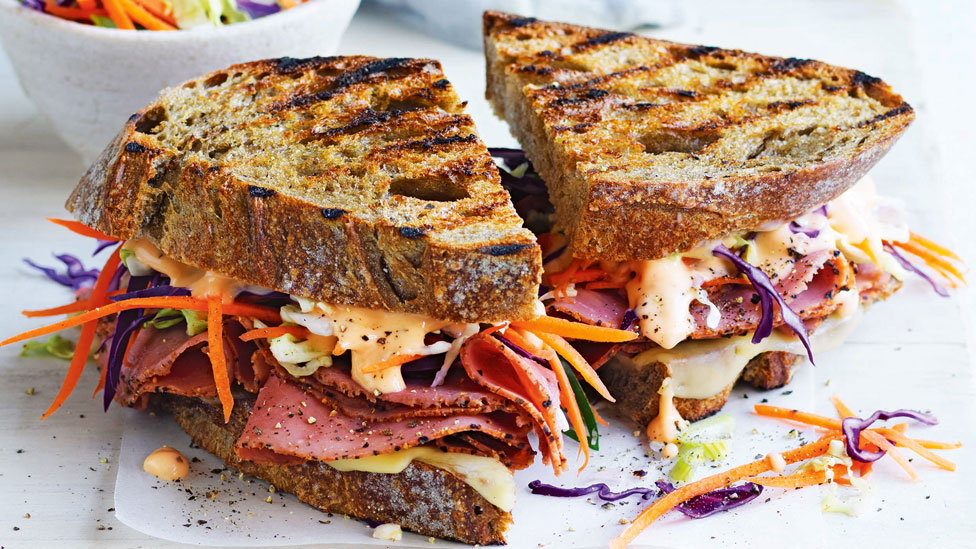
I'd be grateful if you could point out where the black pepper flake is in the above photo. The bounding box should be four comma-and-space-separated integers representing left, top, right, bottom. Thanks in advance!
541, 399, 552, 408
750, 294, 761, 304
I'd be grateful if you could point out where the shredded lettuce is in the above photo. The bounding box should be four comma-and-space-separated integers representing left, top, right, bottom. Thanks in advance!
144, 308, 208, 336
90, 14, 118, 28
21, 334, 76, 360
670, 414, 736, 482
669, 444, 704, 483
268, 333, 333, 378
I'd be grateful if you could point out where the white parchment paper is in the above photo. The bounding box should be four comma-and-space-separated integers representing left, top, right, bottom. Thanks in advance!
114, 276, 975, 548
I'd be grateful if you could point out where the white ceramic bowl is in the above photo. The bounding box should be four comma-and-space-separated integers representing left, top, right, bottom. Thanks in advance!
0, 0, 361, 163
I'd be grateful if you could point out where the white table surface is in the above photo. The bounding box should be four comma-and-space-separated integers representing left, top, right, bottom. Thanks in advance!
0, 1, 974, 548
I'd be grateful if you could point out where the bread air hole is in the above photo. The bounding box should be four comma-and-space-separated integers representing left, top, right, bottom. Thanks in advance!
388, 178, 469, 202
133, 105, 168, 135
641, 128, 720, 155
203, 72, 228, 88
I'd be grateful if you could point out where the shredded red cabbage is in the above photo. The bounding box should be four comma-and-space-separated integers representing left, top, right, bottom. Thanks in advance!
528, 480, 763, 518
21, 0, 44, 11
528, 480, 656, 501
712, 244, 814, 364
842, 408, 938, 462
788, 221, 820, 238
103, 275, 154, 409
619, 309, 639, 331
496, 334, 549, 368
655, 480, 763, 518
400, 355, 443, 375
24, 254, 100, 290
236, 0, 280, 17
93, 239, 116, 256
884, 243, 949, 297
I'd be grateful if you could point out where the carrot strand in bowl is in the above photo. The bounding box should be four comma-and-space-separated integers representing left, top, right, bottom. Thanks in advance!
101, 0, 135, 29
77, 0, 96, 9
43, 4, 107, 21
118, 0, 176, 30
131, 0, 175, 24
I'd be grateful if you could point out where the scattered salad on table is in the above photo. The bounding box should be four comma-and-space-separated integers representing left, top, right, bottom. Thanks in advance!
18, 0, 306, 30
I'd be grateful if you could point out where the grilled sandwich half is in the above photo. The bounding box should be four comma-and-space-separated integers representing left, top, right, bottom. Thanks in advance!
483, 12, 923, 434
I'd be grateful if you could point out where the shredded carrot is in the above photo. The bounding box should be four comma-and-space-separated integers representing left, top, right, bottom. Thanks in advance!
830, 394, 855, 418
101, 0, 135, 29
891, 422, 908, 434
545, 349, 589, 473
2, 297, 281, 347
503, 328, 555, 360
512, 316, 637, 343
480, 323, 508, 338
530, 330, 615, 402
207, 296, 233, 423
41, 248, 120, 419
860, 430, 918, 481
46, 218, 120, 241
24, 298, 100, 318
122, 327, 140, 368
359, 353, 427, 374
611, 437, 836, 549
118, 0, 175, 30
745, 468, 829, 488
591, 404, 609, 427
890, 239, 966, 286
909, 232, 962, 262
131, 0, 175, 24
77, 0, 96, 9
582, 281, 626, 291
43, 4, 107, 21
753, 404, 842, 431
279, 0, 296, 8
872, 428, 956, 471
239, 325, 310, 342
909, 438, 963, 450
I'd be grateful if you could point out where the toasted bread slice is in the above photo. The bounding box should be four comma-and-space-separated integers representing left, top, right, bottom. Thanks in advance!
68, 56, 541, 323
152, 392, 511, 545
484, 12, 914, 261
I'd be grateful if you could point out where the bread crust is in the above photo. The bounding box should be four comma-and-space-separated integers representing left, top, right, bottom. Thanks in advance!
152, 392, 511, 545
68, 56, 541, 323
484, 11, 914, 261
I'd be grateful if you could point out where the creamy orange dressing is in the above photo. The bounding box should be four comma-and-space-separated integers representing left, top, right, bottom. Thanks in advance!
143, 446, 189, 481
123, 238, 248, 302
282, 299, 474, 395
646, 378, 685, 443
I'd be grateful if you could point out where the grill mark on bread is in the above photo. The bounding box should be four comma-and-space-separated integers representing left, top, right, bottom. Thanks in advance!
67, 55, 543, 322
248, 185, 276, 198
277, 58, 423, 111
484, 11, 913, 261
571, 31, 634, 52
479, 243, 533, 256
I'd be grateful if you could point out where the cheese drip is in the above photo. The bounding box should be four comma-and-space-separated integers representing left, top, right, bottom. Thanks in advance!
327, 445, 515, 511
628, 298, 862, 400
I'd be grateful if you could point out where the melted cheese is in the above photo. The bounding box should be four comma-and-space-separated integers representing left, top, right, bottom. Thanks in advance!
123, 238, 249, 303
628, 301, 863, 399
327, 446, 515, 511
282, 300, 474, 395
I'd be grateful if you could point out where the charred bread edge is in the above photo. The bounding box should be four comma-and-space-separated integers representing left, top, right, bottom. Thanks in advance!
149, 392, 511, 545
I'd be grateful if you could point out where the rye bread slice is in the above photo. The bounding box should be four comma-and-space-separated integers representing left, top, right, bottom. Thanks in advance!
67, 56, 541, 323
151, 392, 511, 545
483, 11, 914, 261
